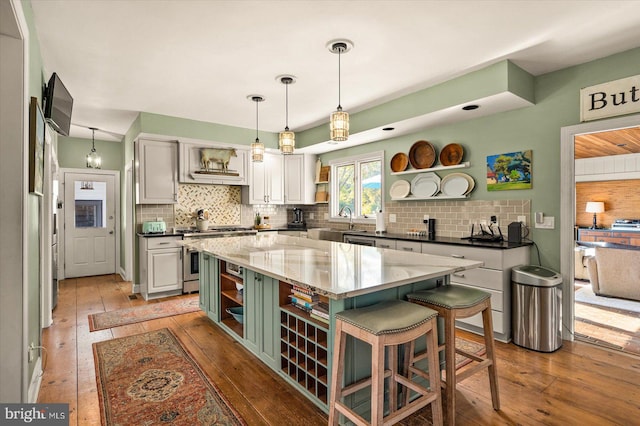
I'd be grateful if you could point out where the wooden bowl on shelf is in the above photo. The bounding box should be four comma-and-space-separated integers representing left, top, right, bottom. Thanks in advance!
390, 152, 409, 172
439, 143, 464, 166
408, 140, 436, 169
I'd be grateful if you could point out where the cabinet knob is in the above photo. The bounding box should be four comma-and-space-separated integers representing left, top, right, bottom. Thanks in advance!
453, 273, 465, 278
402, 247, 414, 251
451, 254, 465, 258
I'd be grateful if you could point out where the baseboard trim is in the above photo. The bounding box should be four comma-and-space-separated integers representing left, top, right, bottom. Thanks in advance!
119, 266, 127, 281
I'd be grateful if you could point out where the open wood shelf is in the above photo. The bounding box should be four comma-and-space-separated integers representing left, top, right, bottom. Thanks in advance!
390, 161, 470, 175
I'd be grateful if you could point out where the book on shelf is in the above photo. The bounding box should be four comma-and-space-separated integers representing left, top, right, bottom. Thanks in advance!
291, 285, 317, 296
289, 296, 317, 310
291, 302, 312, 313
310, 312, 329, 325
291, 291, 319, 303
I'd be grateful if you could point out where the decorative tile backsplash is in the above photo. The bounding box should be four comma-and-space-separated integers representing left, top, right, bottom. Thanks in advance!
175, 184, 241, 226
301, 199, 531, 238
135, 182, 530, 238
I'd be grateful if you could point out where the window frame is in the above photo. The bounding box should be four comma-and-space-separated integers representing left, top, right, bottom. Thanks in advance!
328, 150, 385, 224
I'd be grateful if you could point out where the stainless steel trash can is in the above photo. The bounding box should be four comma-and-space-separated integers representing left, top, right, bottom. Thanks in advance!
512, 265, 563, 352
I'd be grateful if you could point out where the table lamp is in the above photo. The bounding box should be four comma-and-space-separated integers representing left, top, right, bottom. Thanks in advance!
585, 201, 605, 229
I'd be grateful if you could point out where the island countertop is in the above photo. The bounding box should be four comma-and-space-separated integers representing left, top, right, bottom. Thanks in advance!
180, 233, 482, 299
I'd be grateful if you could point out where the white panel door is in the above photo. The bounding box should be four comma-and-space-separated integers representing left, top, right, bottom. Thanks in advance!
64, 172, 116, 277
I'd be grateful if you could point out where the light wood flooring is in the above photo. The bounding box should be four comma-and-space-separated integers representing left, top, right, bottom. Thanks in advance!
38, 275, 640, 425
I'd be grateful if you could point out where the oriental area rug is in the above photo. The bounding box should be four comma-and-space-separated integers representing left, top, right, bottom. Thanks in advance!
88, 295, 200, 331
93, 328, 246, 426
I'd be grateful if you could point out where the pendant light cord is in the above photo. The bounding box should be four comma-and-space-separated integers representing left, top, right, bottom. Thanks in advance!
255, 99, 259, 140
285, 81, 290, 130
91, 128, 96, 151
337, 46, 342, 110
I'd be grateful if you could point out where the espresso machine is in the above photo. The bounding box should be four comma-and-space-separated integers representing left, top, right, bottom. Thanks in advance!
288, 208, 305, 229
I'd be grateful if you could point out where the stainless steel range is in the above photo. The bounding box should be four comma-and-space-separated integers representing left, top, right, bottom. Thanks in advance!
611, 219, 640, 231
179, 227, 257, 293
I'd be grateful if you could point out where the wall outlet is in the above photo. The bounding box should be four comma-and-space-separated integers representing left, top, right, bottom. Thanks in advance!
389, 214, 397, 223
535, 216, 555, 229
156, 217, 163, 222
323, 213, 329, 220
423, 215, 429, 221
309, 212, 315, 220
517, 215, 526, 225
480, 220, 487, 226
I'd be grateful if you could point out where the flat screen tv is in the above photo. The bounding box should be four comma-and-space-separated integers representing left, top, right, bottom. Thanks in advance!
43, 72, 73, 137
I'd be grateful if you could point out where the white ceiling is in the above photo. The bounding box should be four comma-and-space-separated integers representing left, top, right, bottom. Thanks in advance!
30, 1, 640, 145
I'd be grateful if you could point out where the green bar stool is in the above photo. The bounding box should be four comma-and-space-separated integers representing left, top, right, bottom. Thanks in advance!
407, 285, 500, 425
328, 300, 443, 426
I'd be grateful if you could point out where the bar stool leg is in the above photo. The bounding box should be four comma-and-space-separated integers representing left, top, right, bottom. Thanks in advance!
482, 305, 500, 410
371, 339, 385, 425
443, 312, 457, 425
427, 326, 444, 425
329, 320, 346, 426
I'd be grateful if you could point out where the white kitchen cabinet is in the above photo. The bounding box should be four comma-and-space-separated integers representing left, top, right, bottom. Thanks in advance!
139, 236, 183, 300
395, 240, 421, 252
284, 154, 316, 205
374, 238, 397, 249
421, 242, 530, 342
243, 153, 284, 204
136, 139, 178, 204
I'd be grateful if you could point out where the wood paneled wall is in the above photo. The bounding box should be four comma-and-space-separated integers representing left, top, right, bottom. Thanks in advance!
576, 179, 640, 228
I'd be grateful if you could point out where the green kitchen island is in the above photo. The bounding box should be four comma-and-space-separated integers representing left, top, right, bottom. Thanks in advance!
180, 233, 482, 414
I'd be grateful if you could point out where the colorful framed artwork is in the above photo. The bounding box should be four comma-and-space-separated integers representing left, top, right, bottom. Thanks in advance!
486, 150, 532, 191
29, 97, 45, 196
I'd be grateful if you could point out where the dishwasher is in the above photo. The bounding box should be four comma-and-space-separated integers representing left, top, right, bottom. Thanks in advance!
343, 235, 376, 246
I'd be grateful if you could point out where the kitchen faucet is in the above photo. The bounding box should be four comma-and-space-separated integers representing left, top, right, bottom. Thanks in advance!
338, 206, 354, 230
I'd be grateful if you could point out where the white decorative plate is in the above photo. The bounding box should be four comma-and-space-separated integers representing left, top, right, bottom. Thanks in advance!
445, 172, 475, 195
390, 180, 411, 198
411, 172, 441, 198
441, 174, 469, 196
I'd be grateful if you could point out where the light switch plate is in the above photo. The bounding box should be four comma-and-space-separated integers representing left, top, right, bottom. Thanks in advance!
309, 212, 315, 220
517, 215, 526, 225
389, 214, 397, 223
324, 213, 329, 220
535, 216, 554, 229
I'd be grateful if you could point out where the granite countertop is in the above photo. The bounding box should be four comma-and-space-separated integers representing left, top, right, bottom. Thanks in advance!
137, 232, 183, 238
342, 230, 533, 249
179, 233, 482, 299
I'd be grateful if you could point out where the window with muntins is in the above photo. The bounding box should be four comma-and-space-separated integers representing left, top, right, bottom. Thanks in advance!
329, 151, 384, 220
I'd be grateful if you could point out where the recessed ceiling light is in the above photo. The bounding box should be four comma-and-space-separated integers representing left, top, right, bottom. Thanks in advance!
462, 104, 479, 111
382, 127, 395, 131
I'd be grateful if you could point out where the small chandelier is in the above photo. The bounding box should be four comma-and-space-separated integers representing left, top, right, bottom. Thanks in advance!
86, 127, 102, 169
278, 75, 296, 155
328, 40, 353, 142
248, 95, 265, 162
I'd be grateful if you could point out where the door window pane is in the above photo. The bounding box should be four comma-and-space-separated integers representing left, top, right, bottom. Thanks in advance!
74, 181, 107, 228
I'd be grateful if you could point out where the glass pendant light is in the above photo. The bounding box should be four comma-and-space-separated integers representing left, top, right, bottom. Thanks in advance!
248, 95, 265, 162
278, 75, 296, 155
328, 40, 353, 142
86, 127, 102, 169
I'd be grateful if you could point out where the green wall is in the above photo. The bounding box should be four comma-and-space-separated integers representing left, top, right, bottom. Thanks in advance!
23, 0, 45, 385
318, 47, 640, 270
57, 136, 123, 170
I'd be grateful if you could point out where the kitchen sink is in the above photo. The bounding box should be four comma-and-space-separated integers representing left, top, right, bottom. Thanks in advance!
307, 228, 368, 242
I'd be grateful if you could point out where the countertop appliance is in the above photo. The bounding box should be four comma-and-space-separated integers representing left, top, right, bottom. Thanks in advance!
181, 227, 257, 293
611, 219, 640, 231
142, 220, 167, 234
288, 208, 305, 229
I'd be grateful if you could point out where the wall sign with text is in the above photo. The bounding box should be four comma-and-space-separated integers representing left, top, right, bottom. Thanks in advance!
580, 75, 640, 122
